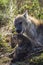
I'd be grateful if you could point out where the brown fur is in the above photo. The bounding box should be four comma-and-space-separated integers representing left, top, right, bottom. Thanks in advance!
28, 15, 43, 26
15, 14, 43, 26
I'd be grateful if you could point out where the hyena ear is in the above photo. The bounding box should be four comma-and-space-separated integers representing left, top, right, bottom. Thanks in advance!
23, 10, 28, 19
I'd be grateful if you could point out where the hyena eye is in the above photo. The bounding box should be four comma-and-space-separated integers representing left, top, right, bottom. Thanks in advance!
19, 22, 22, 24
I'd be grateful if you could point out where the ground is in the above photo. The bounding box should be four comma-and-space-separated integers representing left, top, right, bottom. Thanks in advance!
0, 53, 43, 65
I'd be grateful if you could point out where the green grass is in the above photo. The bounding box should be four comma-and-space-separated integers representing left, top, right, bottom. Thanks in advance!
29, 53, 43, 65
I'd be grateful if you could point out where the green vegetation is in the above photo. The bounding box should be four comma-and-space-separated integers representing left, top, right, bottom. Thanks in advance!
0, 34, 12, 53
0, 0, 43, 27
29, 53, 43, 65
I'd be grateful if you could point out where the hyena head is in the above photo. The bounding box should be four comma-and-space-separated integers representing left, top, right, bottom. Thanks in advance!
14, 11, 37, 39
14, 11, 33, 34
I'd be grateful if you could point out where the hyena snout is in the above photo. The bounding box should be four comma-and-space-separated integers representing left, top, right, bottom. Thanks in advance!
16, 28, 22, 33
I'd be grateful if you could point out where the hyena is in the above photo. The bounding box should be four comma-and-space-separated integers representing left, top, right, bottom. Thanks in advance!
14, 11, 43, 46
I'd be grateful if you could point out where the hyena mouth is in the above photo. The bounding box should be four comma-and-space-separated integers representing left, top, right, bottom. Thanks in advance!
16, 29, 22, 33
